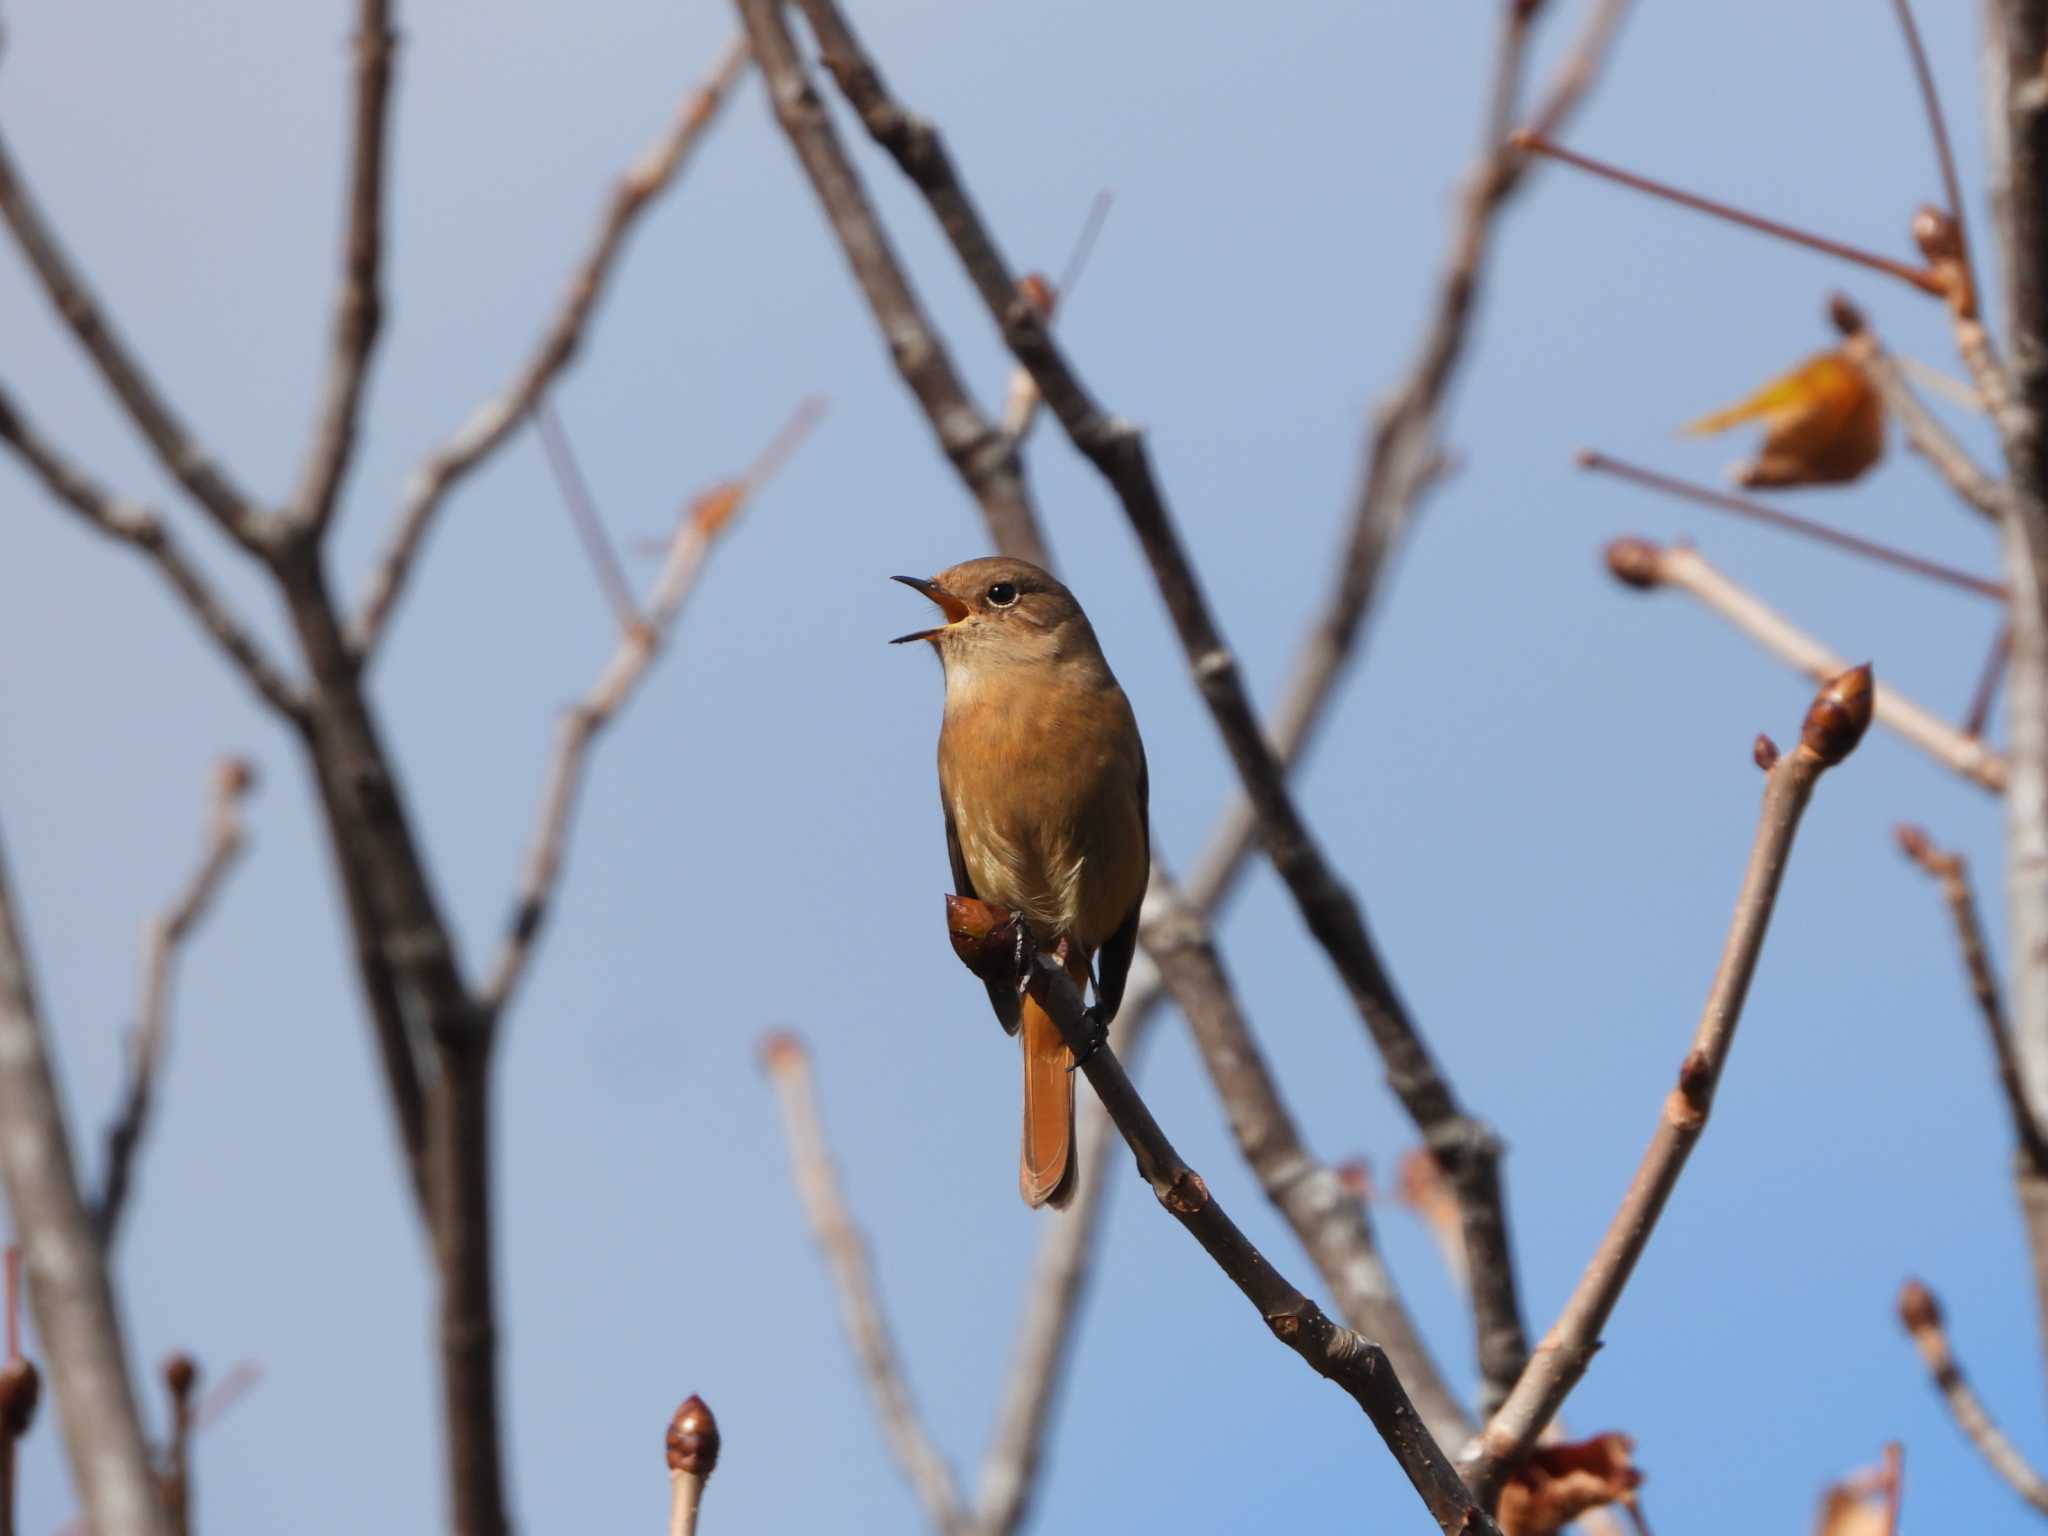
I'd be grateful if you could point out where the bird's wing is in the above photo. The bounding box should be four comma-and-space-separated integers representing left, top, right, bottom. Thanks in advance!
946, 794, 1022, 1036
1090, 741, 1149, 1025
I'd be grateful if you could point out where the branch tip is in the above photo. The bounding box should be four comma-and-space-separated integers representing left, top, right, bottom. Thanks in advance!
1800, 663, 1875, 765
1828, 292, 1867, 337
1897, 1277, 1941, 1334
1604, 537, 1662, 589
667, 1393, 721, 1478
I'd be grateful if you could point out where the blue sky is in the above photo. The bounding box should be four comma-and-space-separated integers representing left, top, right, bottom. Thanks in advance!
0, 0, 2030, 1530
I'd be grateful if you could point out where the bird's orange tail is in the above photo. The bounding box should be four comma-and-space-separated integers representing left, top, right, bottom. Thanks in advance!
1018, 946, 1089, 1210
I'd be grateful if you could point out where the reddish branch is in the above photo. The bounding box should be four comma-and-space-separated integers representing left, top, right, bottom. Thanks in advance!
1466, 668, 1872, 1502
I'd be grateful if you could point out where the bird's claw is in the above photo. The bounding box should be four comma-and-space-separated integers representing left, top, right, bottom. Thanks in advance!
1069, 1006, 1109, 1071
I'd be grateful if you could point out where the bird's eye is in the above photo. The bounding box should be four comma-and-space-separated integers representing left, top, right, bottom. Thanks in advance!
986, 582, 1019, 608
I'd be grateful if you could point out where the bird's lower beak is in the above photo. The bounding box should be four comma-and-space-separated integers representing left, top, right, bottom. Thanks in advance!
889, 575, 970, 645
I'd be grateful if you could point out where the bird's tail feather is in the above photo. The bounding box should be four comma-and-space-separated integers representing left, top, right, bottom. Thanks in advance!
1018, 946, 1089, 1210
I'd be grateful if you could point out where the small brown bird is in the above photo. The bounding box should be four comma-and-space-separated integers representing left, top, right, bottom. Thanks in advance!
893, 556, 1150, 1208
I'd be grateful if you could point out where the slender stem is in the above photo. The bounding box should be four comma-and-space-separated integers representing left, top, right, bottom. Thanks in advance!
1831, 304, 2007, 523
1581, 450, 2006, 598
533, 396, 644, 633
1965, 624, 2016, 739
1511, 132, 1945, 294
1468, 669, 1871, 1501
1898, 1280, 2048, 1515
1889, 0, 1970, 259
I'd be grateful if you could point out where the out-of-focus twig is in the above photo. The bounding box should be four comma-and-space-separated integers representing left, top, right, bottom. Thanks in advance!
350, 33, 754, 653
1606, 537, 2007, 792
1469, 668, 1873, 1503
534, 397, 643, 634
95, 758, 256, 1247
479, 398, 822, 1017
1964, 624, 2014, 739
1898, 1280, 2048, 1515
760, 1035, 966, 1535
0, 1247, 39, 1536
159, 1354, 198, 1536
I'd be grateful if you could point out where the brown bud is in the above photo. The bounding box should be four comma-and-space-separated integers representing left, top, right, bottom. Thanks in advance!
1911, 205, 1961, 263
1801, 663, 1875, 766
1894, 824, 1932, 864
690, 481, 746, 538
1827, 292, 1866, 337
0, 1356, 39, 1439
667, 1393, 721, 1478
163, 1352, 199, 1405
212, 756, 256, 799
755, 1031, 805, 1076
946, 894, 1029, 985
1015, 273, 1056, 320
1897, 1278, 1941, 1334
1753, 735, 1780, 772
1604, 537, 1662, 590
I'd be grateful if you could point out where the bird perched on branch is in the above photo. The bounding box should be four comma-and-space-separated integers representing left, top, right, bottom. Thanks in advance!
893, 557, 1150, 1208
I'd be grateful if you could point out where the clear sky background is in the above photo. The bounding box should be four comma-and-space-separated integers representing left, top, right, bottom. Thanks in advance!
0, 1, 2030, 1531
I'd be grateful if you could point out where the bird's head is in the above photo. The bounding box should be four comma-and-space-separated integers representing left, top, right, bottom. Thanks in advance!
890, 557, 1098, 673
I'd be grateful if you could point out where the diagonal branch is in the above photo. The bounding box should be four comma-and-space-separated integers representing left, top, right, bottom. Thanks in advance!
1897, 1279, 2048, 1517
1467, 667, 1872, 1502
760, 1035, 967, 1536
0, 383, 306, 720
0, 130, 266, 551
95, 758, 256, 1248
349, 33, 754, 654
1606, 537, 2008, 793
947, 898, 1500, 1536
0, 823, 170, 1536
732, 0, 1045, 568
288, 0, 398, 533
477, 398, 822, 1018
781, 0, 1534, 1417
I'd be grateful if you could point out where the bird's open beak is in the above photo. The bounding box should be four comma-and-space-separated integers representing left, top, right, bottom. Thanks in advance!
889, 575, 971, 645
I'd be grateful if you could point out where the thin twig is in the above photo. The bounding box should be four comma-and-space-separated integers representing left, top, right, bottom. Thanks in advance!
760, 1036, 966, 1535
0, 826, 169, 1536
533, 397, 643, 633
1965, 623, 2015, 739
0, 132, 265, 549
946, 899, 1499, 1536
1898, 1280, 2048, 1515
785, 0, 1535, 1417
0, 384, 306, 720
998, 192, 1113, 445
287, 0, 396, 532
478, 399, 821, 1017
349, 33, 754, 654
1510, 132, 1945, 295
1831, 307, 2007, 523
1580, 449, 2006, 597
95, 759, 255, 1248
1606, 537, 2008, 792
1467, 667, 1873, 1502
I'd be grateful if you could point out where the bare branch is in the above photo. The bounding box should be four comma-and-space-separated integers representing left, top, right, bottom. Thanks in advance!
1965, 623, 2015, 739
760, 1035, 967, 1535
781, 0, 1534, 1415
1830, 296, 2007, 523
1897, 1279, 2048, 1516
0, 382, 306, 720
1606, 537, 2008, 792
349, 33, 754, 654
0, 130, 266, 550
666, 1395, 721, 1536
1468, 668, 1873, 1502
534, 397, 643, 633
0, 825, 169, 1536
477, 398, 822, 1017
95, 758, 256, 1248
288, 0, 397, 532
947, 899, 1499, 1536
730, 0, 1047, 567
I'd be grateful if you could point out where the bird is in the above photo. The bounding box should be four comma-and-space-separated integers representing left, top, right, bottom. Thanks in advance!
893, 556, 1150, 1209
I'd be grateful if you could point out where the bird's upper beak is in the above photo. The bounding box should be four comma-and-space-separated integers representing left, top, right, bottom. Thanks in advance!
889, 575, 971, 645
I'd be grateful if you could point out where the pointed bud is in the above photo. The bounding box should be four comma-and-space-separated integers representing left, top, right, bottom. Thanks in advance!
1911, 206, 1961, 264
1604, 537, 1662, 590
756, 1031, 805, 1076
0, 1356, 38, 1439
667, 1393, 721, 1478
1894, 825, 1932, 864
1827, 292, 1866, 337
1753, 735, 1780, 772
1801, 663, 1875, 765
163, 1352, 199, 1406
1897, 1278, 1941, 1335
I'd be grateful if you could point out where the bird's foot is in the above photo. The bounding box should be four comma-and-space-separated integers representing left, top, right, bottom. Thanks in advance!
1069, 1004, 1109, 1071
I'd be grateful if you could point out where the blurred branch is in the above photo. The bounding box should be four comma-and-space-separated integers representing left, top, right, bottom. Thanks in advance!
1830, 297, 2006, 523
1468, 668, 1872, 1503
760, 1035, 967, 1536
0, 131, 266, 550
1897, 1280, 2048, 1516
0, 1248, 39, 1536
350, 32, 754, 654
945, 899, 1499, 1536
95, 758, 256, 1248
730, 0, 1046, 567
1605, 537, 2008, 792
287, 0, 395, 532
666, 1395, 721, 1536
1965, 623, 2014, 739
0, 825, 169, 1536
782, 0, 1534, 1417
478, 398, 820, 1017
160, 1355, 198, 1536
0, 383, 306, 719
